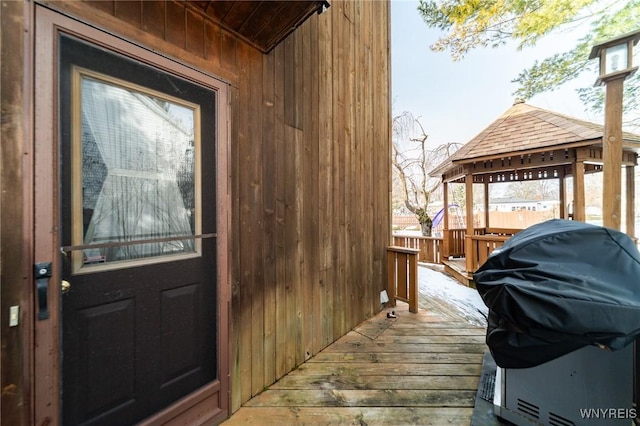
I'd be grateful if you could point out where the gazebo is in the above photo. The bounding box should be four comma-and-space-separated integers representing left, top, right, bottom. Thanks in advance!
430, 100, 640, 284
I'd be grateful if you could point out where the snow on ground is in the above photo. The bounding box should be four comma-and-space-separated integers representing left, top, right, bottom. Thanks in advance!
418, 264, 489, 327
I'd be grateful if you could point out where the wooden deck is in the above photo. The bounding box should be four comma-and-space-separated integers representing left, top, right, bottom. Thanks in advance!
221, 286, 488, 425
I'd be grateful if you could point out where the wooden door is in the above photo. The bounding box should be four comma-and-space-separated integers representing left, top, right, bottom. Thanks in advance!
33, 8, 229, 424
58, 34, 218, 425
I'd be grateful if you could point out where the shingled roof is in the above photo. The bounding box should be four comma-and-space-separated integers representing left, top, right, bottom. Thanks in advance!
431, 100, 640, 177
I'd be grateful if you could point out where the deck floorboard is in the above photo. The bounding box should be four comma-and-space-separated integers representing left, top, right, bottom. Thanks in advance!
222, 282, 487, 425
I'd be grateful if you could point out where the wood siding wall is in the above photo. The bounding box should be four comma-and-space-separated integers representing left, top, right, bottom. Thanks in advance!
1, 0, 391, 420
1, 1, 31, 424
229, 1, 391, 410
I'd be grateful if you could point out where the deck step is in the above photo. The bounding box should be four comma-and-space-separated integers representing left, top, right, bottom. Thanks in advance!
442, 259, 475, 287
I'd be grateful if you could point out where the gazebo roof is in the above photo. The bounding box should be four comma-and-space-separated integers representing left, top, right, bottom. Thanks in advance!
431, 100, 640, 179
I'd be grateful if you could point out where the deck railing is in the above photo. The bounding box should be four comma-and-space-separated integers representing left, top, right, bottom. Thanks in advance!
386, 246, 419, 313
464, 228, 520, 272
480, 227, 522, 237
465, 234, 511, 273
438, 228, 482, 258
443, 229, 467, 258
392, 235, 441, 264
394, 227, 520, 274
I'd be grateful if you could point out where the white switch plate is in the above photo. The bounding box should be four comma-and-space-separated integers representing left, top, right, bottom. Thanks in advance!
9, 306, 19, 327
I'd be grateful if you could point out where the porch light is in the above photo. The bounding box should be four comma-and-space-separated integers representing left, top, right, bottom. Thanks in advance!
588, 29, 640, 86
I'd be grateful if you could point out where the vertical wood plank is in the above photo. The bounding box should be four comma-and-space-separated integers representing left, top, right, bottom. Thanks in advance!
273, 41, 288, 381
220, 29, 237, 72
292, 29, 305, 368
317, 7, 335, 348
236, 42, 253, 405
332, 0, 347, 338
340, 0, 355, 331
114, 1, 142, 28
363, 0, 375, 318
229, 82, 243, 412
186, 9, 204, 57
283, 37, 298, 375
284, 33, 301, 130
204, 19, 221, 67
261, 48, 277, 389
165, 1, 186, 48
248, 45, 266, 397
300, 19, 320, 359
288, 28, 305, 366
279, 34, 303, 371
293, 122, 304, 367
373, 0, 391, 315
351, 0, 363, 324
283, 123, 300, 373
141, 0, 165, 40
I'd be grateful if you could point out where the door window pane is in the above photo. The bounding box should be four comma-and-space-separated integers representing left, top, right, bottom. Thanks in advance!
73, 68, 201, 272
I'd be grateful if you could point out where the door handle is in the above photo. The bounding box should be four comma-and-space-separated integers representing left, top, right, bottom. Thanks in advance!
34, 262, 52, 320
61, 280, 71, 294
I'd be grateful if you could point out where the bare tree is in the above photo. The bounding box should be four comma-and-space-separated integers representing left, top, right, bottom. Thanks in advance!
392, 111, 461, 236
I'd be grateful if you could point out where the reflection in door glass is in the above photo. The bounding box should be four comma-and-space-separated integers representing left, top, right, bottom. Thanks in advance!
77, 70, 199, 267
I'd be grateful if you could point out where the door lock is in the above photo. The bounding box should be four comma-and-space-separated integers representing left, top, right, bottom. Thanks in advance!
34, 262, 52, 320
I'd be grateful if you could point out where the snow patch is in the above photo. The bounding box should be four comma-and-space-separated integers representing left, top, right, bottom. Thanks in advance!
418, 265, 488, 326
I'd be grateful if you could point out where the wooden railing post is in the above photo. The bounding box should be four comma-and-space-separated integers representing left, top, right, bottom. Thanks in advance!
386, 246, 420, 313
465, 235, 474, 273
386, 249, 397, 308
407, 250, 418, 313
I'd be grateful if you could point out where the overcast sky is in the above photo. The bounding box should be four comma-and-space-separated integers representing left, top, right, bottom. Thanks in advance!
390, 0, 604, 148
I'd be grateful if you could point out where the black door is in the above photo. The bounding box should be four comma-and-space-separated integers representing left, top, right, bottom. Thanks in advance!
59, 34, 218, 426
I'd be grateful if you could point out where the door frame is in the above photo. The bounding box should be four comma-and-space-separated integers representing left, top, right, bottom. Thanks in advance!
32, 5, 231, 424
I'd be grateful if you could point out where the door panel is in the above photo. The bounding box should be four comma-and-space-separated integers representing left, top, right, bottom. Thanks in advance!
59, 34, 218, 426
75, 299, 136, 418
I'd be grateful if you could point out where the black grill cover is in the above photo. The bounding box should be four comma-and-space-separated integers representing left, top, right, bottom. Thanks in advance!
474, 219, 640, 368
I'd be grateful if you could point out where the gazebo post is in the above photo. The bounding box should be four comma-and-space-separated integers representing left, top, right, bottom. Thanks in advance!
442, 181, 450, 259
572, 159, 586, 222
465, 172, 474, 273
559, 172, 567, 219
626, 164, 636, 238
483, 180, 490, 228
